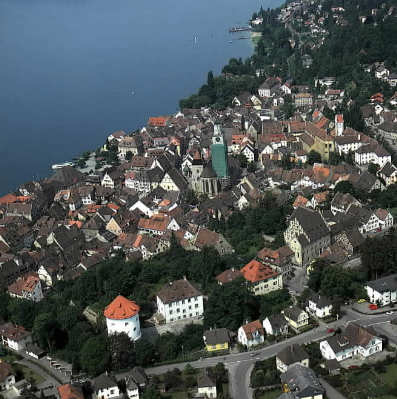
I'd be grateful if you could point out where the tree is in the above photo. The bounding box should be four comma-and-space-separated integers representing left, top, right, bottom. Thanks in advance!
32, 313, 60, 351
307, 150, 322, 165
80, 335, 109, 376
237, 153, 248, 169
142, 386, 162, 399
204, 279, 259, 330
135, 338, 156, 366
334, 180, 355, 195
207, 71, 214, 87
247, 162, 257, 173
368, 162, 379, 175
108, 333, 136, 370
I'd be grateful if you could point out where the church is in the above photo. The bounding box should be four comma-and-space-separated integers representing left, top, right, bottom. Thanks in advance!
183, 124, 229, 198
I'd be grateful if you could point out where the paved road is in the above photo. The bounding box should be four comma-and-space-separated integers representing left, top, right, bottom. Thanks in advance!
136, 308, 396, 399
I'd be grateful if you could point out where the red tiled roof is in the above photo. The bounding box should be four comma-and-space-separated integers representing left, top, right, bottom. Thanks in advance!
148, 116, 169, 127
104, 295, 140, 320
57, 384, 84, 399
8, 273, 40, 295
240, 259, 278, 283
241, 320, 264, 339
138, 214, 170, 232
216, 268, 242, 284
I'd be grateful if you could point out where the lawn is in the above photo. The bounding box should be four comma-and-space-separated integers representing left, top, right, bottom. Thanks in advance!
379, 363, 397, 386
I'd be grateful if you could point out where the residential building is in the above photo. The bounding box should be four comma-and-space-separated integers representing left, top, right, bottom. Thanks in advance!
276, 344, 309, 373
156, 278, 204, 323
194, 228, 234, 256
263, 314, 289, 337
57, 384, 84, 399
294, 93, 313, 107
240, 259, 283, 296
215, 267, 242, 285
282, 306, 309, 330
203, 328, 231, 352
378, 162, 397, 186
330, 192, 361, 215
306, 293, 333, 319
92, 373, 120, 399
280, 364, 324, 399
354, 143, 391, 167
8, 272, 43, 302
137, 214, 179, 236
257, 246, 294, 275
197, 373, 217, 398
0, 323, 32, 351
366, 273, 397, 306
320, 323, 382, 361
238, 320, 265, 348
104, 295, 141, 341
0, 362, 15, 391
284, 207, 330, 267
125, 377, 139, 399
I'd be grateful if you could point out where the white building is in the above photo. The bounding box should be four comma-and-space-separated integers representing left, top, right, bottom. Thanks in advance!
197, 373, 217, 398
156, 278, 204, 324
0, 362, 15, 391
354, 143, 391, 168
93, 373, 120, 399
104, 295, 141, 341
306, 294, 333, 319
0, 323, 32, 351
366, 273, 397, 306
276, 344, 309, 373
237, 320, 265, 348
125, 377, 139, 399
320, 323, 382, 362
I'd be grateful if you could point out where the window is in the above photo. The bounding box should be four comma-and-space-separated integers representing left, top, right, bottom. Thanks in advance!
195, 304, 198, 308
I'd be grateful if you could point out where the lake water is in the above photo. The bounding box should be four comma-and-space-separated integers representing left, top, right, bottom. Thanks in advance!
0, 0, 282, 194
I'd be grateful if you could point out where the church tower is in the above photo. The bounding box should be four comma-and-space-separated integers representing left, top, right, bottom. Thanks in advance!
190, 151, 204, 193
200, 162, 219, 198
335, 114, 344, 136
211, 124, 229, 179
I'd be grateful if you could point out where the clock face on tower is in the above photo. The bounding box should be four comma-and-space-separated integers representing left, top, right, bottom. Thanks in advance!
216, 137, 220, 142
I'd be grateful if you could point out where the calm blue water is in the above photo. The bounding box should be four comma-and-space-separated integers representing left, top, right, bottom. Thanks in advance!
0, 0, 282, 194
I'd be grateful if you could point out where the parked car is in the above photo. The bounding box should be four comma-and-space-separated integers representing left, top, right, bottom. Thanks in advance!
357, 299, 366, 303
386, 311, 394, 315
369, 304, 378, 310
327, 328, 335, 333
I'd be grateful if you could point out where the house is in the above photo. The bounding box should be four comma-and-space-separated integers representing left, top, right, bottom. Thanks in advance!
284, 207, 331, 267
128, 367, 148, 389
0, 323, 32, 351
8, 272, 43, 302
330, 192, 361, 215
258, 77, 281, 98
280, 364, 324, 399
25, 343, 46, 359
320, 323, 382, 361
125, 377, 139, 399
241, 143, 256, 163
378, 162, 397, 186
118, 136, 143, 159
92, 373, 120, 399
0, 362, 15, 391
257, 246, 294, 276
282, 306, 309, 330
238, 320, 265, 348
294, 93, 313, 107
197, 372, 217, 398
263, 314, 289, 336
203, 328, 231, 352
101, 170, 123, 189
354, 143, 391, 168
306, 293, 333, 319
57, 384, 84, 399
240, 259, 283, 296
137, 214, 179, 236
215, 267, 242, 285
156, 278, 204, 323
194, 228, 234, 256
365, 273, 397, 306
276, 344, 309, 373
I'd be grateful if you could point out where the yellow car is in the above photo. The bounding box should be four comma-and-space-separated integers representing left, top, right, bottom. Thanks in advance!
357, 299, 366, 303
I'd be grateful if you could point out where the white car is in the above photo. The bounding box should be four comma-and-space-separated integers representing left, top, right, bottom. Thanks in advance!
386, 311, 394, 315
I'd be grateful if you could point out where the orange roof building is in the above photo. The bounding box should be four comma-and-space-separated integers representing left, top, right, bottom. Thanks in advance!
8, 273, 43, 302
104, 295, 141, 341
238, 320, 265, 347
240, 259, 282, 296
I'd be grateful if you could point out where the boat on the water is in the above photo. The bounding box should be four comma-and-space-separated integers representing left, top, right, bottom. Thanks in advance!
51, 162, 74, 170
